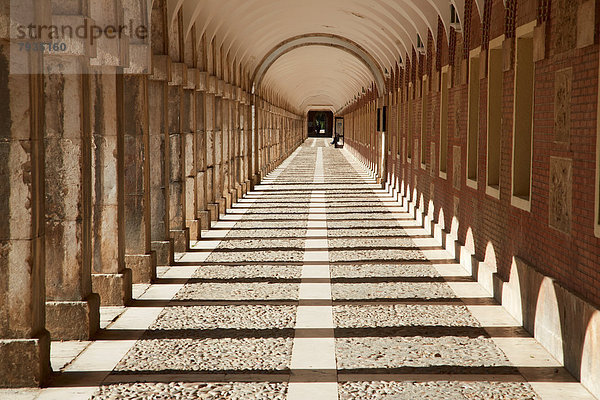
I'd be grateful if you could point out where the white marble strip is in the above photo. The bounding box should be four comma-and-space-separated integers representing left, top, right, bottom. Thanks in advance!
288, 147, 338, 400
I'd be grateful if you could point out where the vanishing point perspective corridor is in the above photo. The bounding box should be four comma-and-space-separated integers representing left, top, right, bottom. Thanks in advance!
7, 140, 589, 399
4, 0, 600, 398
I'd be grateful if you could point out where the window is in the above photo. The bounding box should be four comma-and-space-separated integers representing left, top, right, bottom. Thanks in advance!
486, 36, 504, 198
511, 23, 536, 211
397, 88, 402, 158
439, 66, 449, 178
466, 48, 481, 188
407, 83, 413, 162
421, 76, 428, 169
596, 43, 600, 237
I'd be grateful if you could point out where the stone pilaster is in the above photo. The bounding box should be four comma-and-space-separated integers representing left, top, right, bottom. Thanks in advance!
89, 70, 131, 306
221, 83, 233, 209
206, 76, 218, 222
167, 62, 190, 252
43, 10, 100, 340
122, 74, 157, 283
0, 32, 51, 386
215, 80, 227, 214
184, 70, 199, 240
213, 80, 225, 216
195, 72, 210, 229
88, 0, 132, 306
242, 92, 253, 193
148, 55, 174, 267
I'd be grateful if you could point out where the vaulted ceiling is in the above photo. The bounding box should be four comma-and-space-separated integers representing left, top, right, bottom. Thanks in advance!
167, 0, 484, 113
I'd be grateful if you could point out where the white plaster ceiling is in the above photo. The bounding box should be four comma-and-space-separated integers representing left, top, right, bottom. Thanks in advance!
168, 0, 484, 113
261, 46, 375, 113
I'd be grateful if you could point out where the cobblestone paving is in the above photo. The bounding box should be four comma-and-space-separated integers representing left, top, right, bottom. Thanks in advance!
91, 141, 540, 400
339, 381, 540, 400
191, 265, 302, 279
92, 382, 288, 400
320, 146, 539, 399
332, 264, 440, 278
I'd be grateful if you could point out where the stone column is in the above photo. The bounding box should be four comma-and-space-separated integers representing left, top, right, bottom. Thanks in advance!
206, 76, 218, 221
88, 0, 132, 307
229, 85, 239, 204
148, 55, 174, 267
42, 18, 100, 340
183, 70, 199, 240
252, 100, 261, 184
123, 74, 156, 283
195, 72, 210, 229
230, 87, 240, 203
214, 82, 225, 215
0, 35, 51, 386
242, 93, 253, 192
89, 69, 131, 306
220, 84, 231, 210
168, 63, 190, 252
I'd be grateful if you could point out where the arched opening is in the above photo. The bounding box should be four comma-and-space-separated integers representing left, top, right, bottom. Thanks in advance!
307, 110, 334, 137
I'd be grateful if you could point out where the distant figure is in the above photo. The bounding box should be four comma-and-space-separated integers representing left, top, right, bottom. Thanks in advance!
331, 133, 339, 146
314, 122, 320, 135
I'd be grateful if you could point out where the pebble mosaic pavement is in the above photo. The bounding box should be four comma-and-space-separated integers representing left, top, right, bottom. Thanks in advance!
16, 138, 583, 400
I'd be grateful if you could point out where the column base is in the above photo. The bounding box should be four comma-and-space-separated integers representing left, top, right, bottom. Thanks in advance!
125, 252, 157, 283
92, 270, 132, 306
0, 330, 51, 388
151, 239, 175, 267
252, 173, 261, 186
208, 203, 219, 222
218, 197, 227, 215
170, 228, 190, 253
186, 219, 200, 241
45, 294, 100, 341
224, 191, 233, 209
198, 210, 210, 230
244, 180, 252, 193
231, 188, 240, 204
152, 240, 174, 267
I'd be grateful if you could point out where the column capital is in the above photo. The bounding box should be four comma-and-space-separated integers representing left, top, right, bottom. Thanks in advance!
207, 75, 218, 94
223, 83, 233, 99
49, 15, 97, 59
196, 71, 208, 92
149, 54, 171, 82
169, 62, 187, 86
185, 67, 199, 90
124, 43, 151, 74
216, 79, 225, 98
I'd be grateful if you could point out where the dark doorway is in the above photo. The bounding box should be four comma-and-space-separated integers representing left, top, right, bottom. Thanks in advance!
307, 111, 333, 137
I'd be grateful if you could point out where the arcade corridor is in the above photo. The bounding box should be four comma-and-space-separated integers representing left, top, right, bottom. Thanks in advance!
3, 140, 592, 399
3, 0, 600, 399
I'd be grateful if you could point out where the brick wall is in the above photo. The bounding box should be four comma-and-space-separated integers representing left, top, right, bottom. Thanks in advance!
343, 0, 600, 308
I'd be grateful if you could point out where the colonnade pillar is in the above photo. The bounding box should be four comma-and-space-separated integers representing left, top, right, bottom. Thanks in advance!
183, 71, 199, 240
214, 83, 225, 215
0, 32, 51, 386
148, 55, 174, 266
194, 73, 211, 229
205, 77, 219, 221
89, 69, 131, 305
89, 0, 131, 306
167, 64, 190, 251
122, 74, 156, 283
43, 22, 100, 340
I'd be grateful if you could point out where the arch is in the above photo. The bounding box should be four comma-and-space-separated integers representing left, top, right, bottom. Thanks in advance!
502, 257, 524, 325
253, 34, 386, 97
581, 310, 600, 398
534, 277, 564, 364
259, 45, 378, 113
